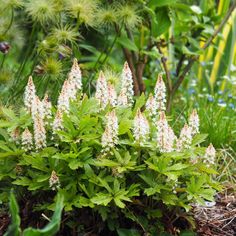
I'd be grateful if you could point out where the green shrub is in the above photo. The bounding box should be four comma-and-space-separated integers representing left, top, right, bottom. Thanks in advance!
0, 60, 220, 234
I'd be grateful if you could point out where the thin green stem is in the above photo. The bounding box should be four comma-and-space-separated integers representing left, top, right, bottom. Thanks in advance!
14, 23, 37, 82
0, 54, 6, 70
84, 31, 120, 92
3, 7, 14, 35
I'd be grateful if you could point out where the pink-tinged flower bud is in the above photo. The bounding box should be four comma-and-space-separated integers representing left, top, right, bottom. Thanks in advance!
24, 76, 36, 113
57, 79, 72, 113
33, 115, 46, 150
31, 95, 44, 120
154, 74, 166, 111
189, 109, 199, 136
42, 93, 52, 122
146, 93, 157, 118
120, 62, 134, 106
49, 170, 60, 190
57, 59, 83, 113
107, 83, 117, 107
117, 88, 128, 106
177, 124, 192, 151
101, 110, 118, 152
133, 109, 149, 145
22, 128, 33, 151
204, 143, 216, 166
52, 110, 63, 134
10, 128, 20, 144
157, 112, 176, 152
68, 58, 82, 91
95, 71, 108, 109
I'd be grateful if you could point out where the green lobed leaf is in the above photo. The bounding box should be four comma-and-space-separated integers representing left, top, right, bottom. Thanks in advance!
4, 192, 21, 236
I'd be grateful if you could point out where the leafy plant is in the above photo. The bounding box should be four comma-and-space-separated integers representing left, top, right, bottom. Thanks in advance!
0, 60, 221, 234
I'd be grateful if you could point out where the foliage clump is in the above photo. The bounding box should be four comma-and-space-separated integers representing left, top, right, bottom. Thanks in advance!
0, 59, 220, 234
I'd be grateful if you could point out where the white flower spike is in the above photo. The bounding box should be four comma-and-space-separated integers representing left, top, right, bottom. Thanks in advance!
157, 112, 176, 152
107, 83, 117, 107
146, 93, 157, 118
33, 115, 47, 150
154, 74, 166, 111
24, 76, 36, 113
204, 143, 216, 166
52, 110, 64, 134
189, 109, 199, 136
22, 128, 33, 151
120, 61, 134, 106
177, 124, 192, 151
95, 71, 108, 109
68, 58, 82, 91
101, 110, 118, 152
133, 109, 150, 145
42, 93, 52, 121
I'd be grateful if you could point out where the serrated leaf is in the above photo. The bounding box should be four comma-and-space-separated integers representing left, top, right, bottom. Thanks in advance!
68, 160, 83, 170
91, 193, 112, 206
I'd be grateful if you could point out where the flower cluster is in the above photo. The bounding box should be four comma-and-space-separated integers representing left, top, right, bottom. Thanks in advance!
101, 111, 118, 152
10, 128, 20, 144
146, 93, 157, 118
176, 124, 192, 151
53, 58, 82, 133
52, 110, 63, 135
20, 60, 216, 167
42, 93, 52, 122
154, 74, 166, 111
204, 143, 216, 166
33, 115, 47, 150
117, 88, 128, 106
68, 58, 82, 90
133, 109, 149, 145
21, 128, 33, 151
107, 83, 117, 107
95, 62, 133, 109
156, 112, 176, 153
119, 62, 134, 106
57, 59, 82, 113
24, 76, 36, 113
49, 170, 60, 190
24, 76, 47, 150
189, 109, 199, 136
95, 71, 108, 109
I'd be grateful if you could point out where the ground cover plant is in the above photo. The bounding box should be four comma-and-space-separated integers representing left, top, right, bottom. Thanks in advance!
0, 60, 221, 235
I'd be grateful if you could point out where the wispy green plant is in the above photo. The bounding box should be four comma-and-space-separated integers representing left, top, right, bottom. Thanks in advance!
96, 6, 118, 29
24, 0, 60, 24
42, 57, 63, 76
116, 4, 141, 29
50, 25, 79, 44
66, 0, 99, 27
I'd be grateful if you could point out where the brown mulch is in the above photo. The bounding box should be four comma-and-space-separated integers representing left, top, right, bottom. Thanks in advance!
194, 188, 236, 236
